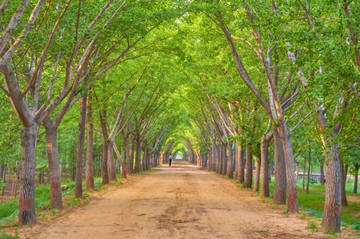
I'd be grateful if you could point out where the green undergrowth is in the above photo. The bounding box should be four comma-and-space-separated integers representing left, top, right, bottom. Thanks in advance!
0, 177, 106, 227
236, 175, 360, 231
271, 179, 360, 231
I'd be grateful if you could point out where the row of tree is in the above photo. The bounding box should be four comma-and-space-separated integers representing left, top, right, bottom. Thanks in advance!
0, 0, 187, 225
0, 0, 359, 234
175, 0, 360, 233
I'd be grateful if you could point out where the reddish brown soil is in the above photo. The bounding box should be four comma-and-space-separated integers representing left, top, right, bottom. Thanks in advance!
18, 161, 358, 238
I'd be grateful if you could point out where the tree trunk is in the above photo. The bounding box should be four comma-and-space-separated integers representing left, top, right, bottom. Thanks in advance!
107, 140, 117, 182
212, 144, 217, 171
354, 164, 359, 194
43, 119, 63, 209
306, 143, 311, 194
122, 133, 130, 178
142, 148, 148, 171
1, 162, 6, 196
221, 143, 227, 175
207, 147, 212, 170
244, 146, 252, 188
18, 125, 38, 225
226, 143, 233, 178
303, 156, 306, 192
75, 93, 87, 198
273, 128, 286, 204
129, 134, 135, 174
340, 159, 348, 207
277, 125, 299, 212
134, 134, 142, 173
260, 138, 270, 197
238, 147, 245, 184
322, 144, 341, 233
216, 145, 221, 174
320, 159, 325, 186
253, 155, 261, 192
101, 140, 110, 184
85, 94, 94, 190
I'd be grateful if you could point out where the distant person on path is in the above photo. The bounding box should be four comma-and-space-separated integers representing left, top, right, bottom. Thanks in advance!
169, 154, 173, 166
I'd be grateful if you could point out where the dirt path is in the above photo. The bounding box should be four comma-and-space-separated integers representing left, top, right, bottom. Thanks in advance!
22, 161, 341, 238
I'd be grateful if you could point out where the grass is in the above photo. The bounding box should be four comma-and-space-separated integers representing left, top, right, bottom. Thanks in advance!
250, 175, 360, 231
264, 178, 360, 231
0, 177, 106, 227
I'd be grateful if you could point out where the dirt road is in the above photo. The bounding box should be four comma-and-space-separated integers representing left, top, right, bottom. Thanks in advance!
25, 161, 330, 239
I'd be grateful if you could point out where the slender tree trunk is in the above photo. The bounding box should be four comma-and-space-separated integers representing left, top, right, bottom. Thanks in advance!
322, 144, 341, 232
102, 140, 110, 184
238, 147, 245, 184
142, 148, 148, 171
273, 128, 286, 204
212, 144, 217, 171
303, 157, 306, 192
18, 125, 38, 225
234, 146, 239, 179
216, 145, 221, 174
1, 162, 6, 196
320, 159, 325, 186
208, 147, 212, 170
75, 93, 87, 198
244, 146, 252, 188
226, 143, 233, 178
122, 134, 129, 178
107, 140, 117, 182
354, 164, 359, 194
134, 134, 142, 173
260, 138, 270, 197
85, 94, 94, 190
306, 143, 311, 194
43, 119, 63, 209
253, 155, 261, 192
277, 125, 299, 212
340, 159, 348, 207
129, 135, 135, 174
221, 143, 227, 175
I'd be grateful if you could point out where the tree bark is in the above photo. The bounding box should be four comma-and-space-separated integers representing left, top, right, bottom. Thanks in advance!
260, 138, 270, 197
134, 134, 142, 173
216, 145, 221, 174
122, 133, 130, 178
238, 147, 245, 184
142, 148, 148, 171
277, 125, 299, 212
221, 143, 227, 175
75, 93, 87, 198
212, 143, 217, 171
102, 140, 110, 184
273, 127, 286, 204
43, 118, 63, 209
253, 155, 261, 192
306, 143, 311, 194
353, 164, 360, 193
226, 143, 233, 178
107, 140, 117, 182
244, 146, 252, 188
303, 156, 306, 192
85, 94, 94, 190
320, 159, 325, 186
354, 164, 359, 194
340, 159, 348, 207
129, 134, 135, 174
322, 144, 341, 232
18, 125, 38, 225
